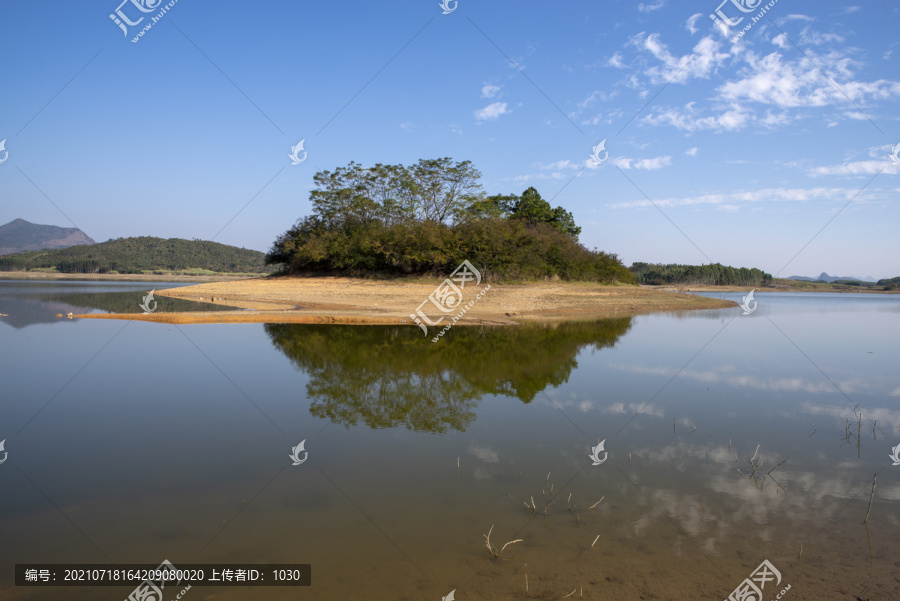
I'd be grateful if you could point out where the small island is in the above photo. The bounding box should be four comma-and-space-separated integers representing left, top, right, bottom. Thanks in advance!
76, 158, 739, 324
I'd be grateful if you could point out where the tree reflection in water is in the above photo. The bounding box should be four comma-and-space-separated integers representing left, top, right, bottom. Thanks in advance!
265, 318, 632, 433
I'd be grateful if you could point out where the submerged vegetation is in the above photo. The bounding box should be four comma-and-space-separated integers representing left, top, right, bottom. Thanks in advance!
0, 237, 270, 274
629, 262, 773, 286
266, 158, 634, 283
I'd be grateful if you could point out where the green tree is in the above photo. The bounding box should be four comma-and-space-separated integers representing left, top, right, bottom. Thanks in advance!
509, 187, 581, 239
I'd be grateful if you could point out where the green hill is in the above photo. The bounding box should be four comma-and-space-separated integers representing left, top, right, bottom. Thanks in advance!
0, 236, 271, 275
876, 276, 900, 290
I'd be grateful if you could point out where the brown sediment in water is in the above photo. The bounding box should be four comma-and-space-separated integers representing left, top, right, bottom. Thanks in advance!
74, 276, 738, 325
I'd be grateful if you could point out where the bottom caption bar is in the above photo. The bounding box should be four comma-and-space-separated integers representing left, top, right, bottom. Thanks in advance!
16, 563, 311, 587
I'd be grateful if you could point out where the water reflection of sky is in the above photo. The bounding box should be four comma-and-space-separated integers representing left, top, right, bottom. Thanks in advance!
1, 285, 898, 600
0, 280, 234, 329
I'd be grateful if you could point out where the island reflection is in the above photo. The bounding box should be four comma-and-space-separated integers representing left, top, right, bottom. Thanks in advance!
265, 318, 633, 433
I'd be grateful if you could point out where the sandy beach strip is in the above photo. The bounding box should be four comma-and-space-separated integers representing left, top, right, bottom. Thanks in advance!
73, 276, 738, 325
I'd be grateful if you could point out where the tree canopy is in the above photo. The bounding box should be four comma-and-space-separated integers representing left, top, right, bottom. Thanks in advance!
267, 158, 630, 283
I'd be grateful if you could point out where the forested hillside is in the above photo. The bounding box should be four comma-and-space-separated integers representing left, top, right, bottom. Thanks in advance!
0, 237, 270, 274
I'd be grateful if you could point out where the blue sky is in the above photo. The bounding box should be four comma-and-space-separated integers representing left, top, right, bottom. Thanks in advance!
1, 0, 898, 278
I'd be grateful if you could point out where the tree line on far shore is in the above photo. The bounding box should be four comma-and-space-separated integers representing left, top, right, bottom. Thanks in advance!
629, 262, 773, 286
266, 158, 634, 283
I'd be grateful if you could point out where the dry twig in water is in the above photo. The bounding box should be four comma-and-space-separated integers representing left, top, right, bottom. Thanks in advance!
483, 525, 523, 558
864, 474, 877, 524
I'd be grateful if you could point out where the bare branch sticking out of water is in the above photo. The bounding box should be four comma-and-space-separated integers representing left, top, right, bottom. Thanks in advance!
589, 496, 604, 510
483, 525, 522, 558
742, 446, 788, 493
864, 474, 876, 524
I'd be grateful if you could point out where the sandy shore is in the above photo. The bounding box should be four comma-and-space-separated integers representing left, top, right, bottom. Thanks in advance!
75, 276, 738, 325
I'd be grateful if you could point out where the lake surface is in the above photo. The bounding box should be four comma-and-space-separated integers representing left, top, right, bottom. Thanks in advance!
1, 283, 898, 600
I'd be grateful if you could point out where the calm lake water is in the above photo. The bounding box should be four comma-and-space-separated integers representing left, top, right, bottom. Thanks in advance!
1, 283, 898, 601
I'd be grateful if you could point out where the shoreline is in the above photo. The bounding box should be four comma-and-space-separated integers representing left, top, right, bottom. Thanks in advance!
74, 276, 739, 325
645, 283, 898, 294
0, 272, 265, 283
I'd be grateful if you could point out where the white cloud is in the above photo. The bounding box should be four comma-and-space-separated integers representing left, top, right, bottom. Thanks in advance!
686, 13, 703, 34
632, 33, 730, 84
685, 147, 699, 157
540, 159, 578, 171
624, 30, 900, 132
481, 84, 501, 99
474, 102, 509, 121
642, 102, 751, 132
613, 155, 673, 170
638, 0, 666, 13
798, 26, 844, 46
608, 52, 626, 68
610, 186, 867, 210
718, 50, 900, 108
808, 160, 900, 176
778, 14, 816, 23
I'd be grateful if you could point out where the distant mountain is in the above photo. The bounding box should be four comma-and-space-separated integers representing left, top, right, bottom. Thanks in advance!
0, 218, 95, 256
788, 272, 877, 283
0, 236, 270, 274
